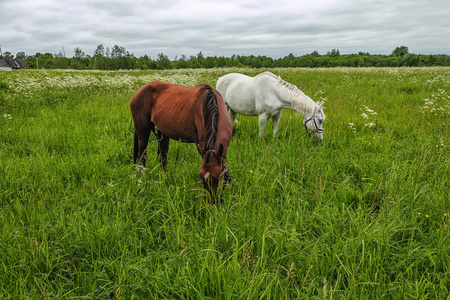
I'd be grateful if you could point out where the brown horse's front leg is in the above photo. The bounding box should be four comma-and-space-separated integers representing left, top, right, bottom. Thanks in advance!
157, 131, 170, 170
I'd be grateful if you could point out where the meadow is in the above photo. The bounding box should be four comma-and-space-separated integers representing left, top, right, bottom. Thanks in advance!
0, 67, 449, 299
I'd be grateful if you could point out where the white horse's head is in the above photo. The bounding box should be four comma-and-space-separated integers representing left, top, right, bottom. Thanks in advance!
303, 101, 325, 142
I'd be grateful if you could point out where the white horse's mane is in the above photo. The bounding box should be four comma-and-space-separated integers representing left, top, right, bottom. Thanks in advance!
262, 72, 318, 115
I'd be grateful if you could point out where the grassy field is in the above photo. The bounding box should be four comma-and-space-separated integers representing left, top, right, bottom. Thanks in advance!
1, 67, 449, 299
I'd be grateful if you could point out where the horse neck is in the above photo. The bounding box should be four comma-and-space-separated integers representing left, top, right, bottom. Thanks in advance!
275, 81, 316, 118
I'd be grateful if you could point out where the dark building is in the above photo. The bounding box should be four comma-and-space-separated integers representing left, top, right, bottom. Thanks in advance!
0, 59, 28, 70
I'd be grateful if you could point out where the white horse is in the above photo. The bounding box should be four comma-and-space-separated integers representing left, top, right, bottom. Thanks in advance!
216, 72, 325, 141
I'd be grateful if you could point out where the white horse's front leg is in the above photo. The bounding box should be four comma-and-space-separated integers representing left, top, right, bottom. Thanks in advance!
272, 111, 282, 138
258, 113, 268, 139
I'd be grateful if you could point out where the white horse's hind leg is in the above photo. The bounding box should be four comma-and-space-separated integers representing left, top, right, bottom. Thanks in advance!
228, 108, 238, 123
272, 111, 282, 138
258, 113, 268, 139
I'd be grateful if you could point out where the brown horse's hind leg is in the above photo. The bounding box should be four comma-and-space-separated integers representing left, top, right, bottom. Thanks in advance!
134, 130, 150, 166
157, 131, 170, 170
133, 131, 141, 164
133, 122, 155, 166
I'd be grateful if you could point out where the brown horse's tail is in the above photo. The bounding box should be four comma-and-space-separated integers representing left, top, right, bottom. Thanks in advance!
202, 85, 219, 151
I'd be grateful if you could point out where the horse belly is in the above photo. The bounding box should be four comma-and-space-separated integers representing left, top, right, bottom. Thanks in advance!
151, 112, 199, 143
226, 89, 258, 116
158, 124, 197, 142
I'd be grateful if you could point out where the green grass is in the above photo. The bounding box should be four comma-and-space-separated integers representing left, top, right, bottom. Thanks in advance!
1, 67, 449, 299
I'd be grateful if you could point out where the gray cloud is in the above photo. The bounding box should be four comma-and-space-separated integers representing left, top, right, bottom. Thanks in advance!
1, 0, 449, 58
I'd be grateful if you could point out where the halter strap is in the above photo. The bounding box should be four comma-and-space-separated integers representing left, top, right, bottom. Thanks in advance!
304, 117, 324, 133
222, 161, 231, 184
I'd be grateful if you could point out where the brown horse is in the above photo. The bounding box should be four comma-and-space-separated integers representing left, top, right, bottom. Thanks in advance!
130, 81, 233, 202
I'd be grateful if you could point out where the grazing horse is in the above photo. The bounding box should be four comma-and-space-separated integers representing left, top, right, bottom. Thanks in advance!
130, 81, 232, 202
216, 72, 325, 141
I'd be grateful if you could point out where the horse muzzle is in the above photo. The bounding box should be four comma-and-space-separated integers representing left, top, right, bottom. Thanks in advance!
314, 130, 323, 143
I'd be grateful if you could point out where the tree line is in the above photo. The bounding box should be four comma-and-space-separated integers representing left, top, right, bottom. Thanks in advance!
2, 45, 449, 69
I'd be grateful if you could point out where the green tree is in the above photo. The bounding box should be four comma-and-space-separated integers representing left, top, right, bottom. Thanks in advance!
156, 53, 171, 69
92, 44, 106, 69
54, 51, 69, 69
94, 44, 105, 57
2, 51, 14, 59
138, 55, 156, 69
327, 49, 340, 57
15, 52, 27, 59
111, 45, 126, 59
35, 53, 54, 68
73, 47, 85, 69
391, 46, 409, 57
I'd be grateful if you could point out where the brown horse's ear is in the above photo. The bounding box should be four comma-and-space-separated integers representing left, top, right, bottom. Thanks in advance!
217, 143, 224, 158
197, 144, 205, 156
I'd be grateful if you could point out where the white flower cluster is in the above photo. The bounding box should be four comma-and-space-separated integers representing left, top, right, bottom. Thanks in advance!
3, 114, 12, 119
7, 70, 200, 94
360, 105, 377, 128
420, 89, 450, 118
364, 105, 378, 116
350, 98, 379, 133
314, 90, 327, 103
348, 122, 356, 133
8, 74, 137, 94
427, 74, 450, 85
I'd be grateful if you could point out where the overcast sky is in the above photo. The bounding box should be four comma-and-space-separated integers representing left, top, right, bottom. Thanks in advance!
1, 0, 449, 59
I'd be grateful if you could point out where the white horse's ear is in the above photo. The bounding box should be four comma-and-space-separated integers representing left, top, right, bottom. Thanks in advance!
316, 100, 324, 108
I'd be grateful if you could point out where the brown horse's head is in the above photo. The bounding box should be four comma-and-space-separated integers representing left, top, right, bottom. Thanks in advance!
197, 143, 231, 202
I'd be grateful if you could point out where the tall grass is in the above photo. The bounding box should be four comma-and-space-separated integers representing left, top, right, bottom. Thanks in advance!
1, 67, 449, 299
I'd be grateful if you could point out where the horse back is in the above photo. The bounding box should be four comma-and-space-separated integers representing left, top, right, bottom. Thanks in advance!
130, 81, 231, 146
130, 81, 205, 142
217, 73, 277, 116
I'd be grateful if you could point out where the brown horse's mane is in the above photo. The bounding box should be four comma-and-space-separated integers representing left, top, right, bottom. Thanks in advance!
201, 84, 219, 152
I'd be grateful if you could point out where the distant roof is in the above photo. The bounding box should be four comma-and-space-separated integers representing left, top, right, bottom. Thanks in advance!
0, 59, 28, 69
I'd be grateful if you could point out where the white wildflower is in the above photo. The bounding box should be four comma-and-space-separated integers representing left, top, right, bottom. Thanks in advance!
420, 89, 449, 118
365, 122, 376, 128
364, 106, 378, 115
348, 123, 356, 133
315, 90, 325, 96
361, 113, 368, 119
